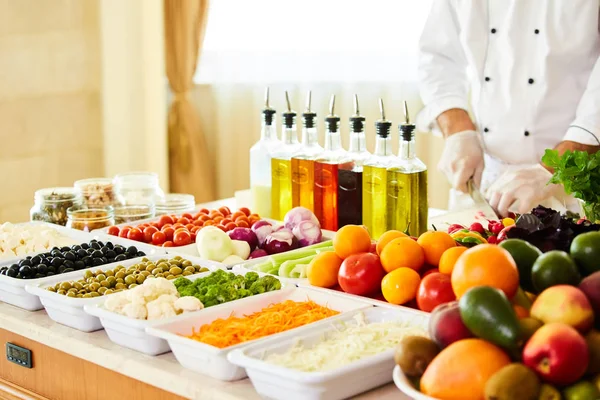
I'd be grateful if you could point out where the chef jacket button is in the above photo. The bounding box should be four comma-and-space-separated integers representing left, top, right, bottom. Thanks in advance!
534, 29, 540, 34
491, 28, 497, 34
485, 77, 491, 82
524, 131, 530, 137
484, 127, 489, 133
528, 78, 535, 84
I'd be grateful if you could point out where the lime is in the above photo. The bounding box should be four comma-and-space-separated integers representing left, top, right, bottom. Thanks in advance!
571, 232, 600, 276
531, 250, 581, 292
563, 381, 600, 400
499, 239, 542, 293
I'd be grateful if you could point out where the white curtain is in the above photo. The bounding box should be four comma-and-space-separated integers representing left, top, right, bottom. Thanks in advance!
191, 0, 450, 209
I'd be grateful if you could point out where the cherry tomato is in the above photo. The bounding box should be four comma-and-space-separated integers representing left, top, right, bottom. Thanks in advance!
178, 217, 190, 225
138, 223, 148, 229
221, 218, 233, 226
107, 226, 120, 236
198, 215, 211, 222
158, 215, 174, 228
198, 208, 209, 215
150, 222, 160, 229
249, 216, 260, 225
181, 213, 193, 220
218, 206, 231, 216
416, 272, 456, 313
338, 253, 385, 296
236, 220, 249, 228
193, 220, 204, 226
173, 230, 192, 246
231, 211, 245, 221
174, 227, 188, 235
119, 227, 131, 238
161, 223, 172, 230
162, 241, 174, 247
191, 232, 197, 242
127, 228, 144, 242
239, 207, 251, 216
203, 220, 215, 227
216, 225, 227, 232
213, 216, 224, 224
248, 212, 260, 220
185, 223, 195, 231
172, 223, 184, 230
224, 222, 237, 231
235, 216, 250, 225
151, 231, 166, 246
162, 227, 175, 241
209, 210, 224, 218
143, 226, 159, 243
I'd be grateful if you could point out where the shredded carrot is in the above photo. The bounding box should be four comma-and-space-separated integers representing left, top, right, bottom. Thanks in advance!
185, 300, 339, 348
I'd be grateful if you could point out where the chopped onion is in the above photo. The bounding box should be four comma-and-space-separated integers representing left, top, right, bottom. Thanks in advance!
284, 207, 320, 231
263, 229, 298, 255
292, 220, 323, 247
251, 220, 273, 247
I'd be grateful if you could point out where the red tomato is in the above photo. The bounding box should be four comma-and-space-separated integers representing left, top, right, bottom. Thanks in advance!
224, 222, 237, 231
143, 226, 159, 243
231, 211, 245, 221
213, 216, 224, 224
161, 223, 172, 230
152, 231, 166, 246
191, 226, 201, 234
210, 210, 224, 218
218, 206, 231, 216
221, 218, 233, 226
338, 253, 385, 296
162, 227, 175, 241
181, 213, 193, 220
173, 230, 192, 246
107, 226, 120, 236
235, 216, 250, 225
239, 207, 251, 216
162, 241, 174, 247
185, 223, 195, 231
178, 217, 190, 225
158, 215, 174, 228
203, 220, 215, 227
127, 228, 144, 242
138, 223, 148, 229
198, 208, 209, 215
193, 220, 204, 226
422, 268, 440, 278
216, 225, 227, 232
416, 272, 456, 313
191, 232, 197, 242
172, 223, 184, 230
198, 215, 211, 222
150, 222, 160, 229
236, 220, 249, 228
119, 227, 131, 238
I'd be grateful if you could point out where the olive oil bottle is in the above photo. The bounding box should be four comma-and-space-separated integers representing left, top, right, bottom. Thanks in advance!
338, 94, 370, 228
362, 98, 395, 239
271, 91, 301, 221
291, 91, 322, 211
387, 102, 428, 236
250, 87, 281, 218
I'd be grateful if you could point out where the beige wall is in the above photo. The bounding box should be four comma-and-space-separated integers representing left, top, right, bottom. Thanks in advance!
0, 0, 103, 222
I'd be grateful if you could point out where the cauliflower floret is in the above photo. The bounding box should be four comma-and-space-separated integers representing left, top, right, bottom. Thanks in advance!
104, 292, 130, 314
146, 299, 177, 320
121, 303, 148, 320
126, 285, 149, 305
143, 277, 178, 297
174, 296, 204, 313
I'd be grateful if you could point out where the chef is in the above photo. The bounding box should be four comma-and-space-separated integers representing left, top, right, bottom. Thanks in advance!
416, 0, 600, 217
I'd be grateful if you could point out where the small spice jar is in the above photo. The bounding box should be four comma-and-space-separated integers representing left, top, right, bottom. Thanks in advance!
74, 178, 115, 207
155, 194, 196, 216
113, 172, 165, 206
30, 187, 82, 226
113, 204, 155, 224
66, 205, 115, 232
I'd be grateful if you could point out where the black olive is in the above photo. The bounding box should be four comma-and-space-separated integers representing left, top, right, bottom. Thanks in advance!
136, 251, 146, 257
71, 244, 81, 250
6, 269, 17, 278
97, 241, 105, 247
51, 246, 59, 251
9, 264, 19, 271
77, 249, 87, 258
74, 260, 85, 270
114, 254, 127, 262
51, 250, 62, 257
63, 260, 74, 269
16, 273, 22, 279
82, 256, 92, 266
51, 257, 63, 267
126, 246, 138, 256
34, 273, 44, 279
92, 250, 104, 258
106, 258, 115, 264
114, 246, 124, 255
62, 268, 74, 273
65, 251, 76, 261
101, 247, 110, 255
19, 259, 31, 267
92, 258, 103, 266
80, 242, 89, 249
99, 257, 108, 264
105, 250, 116, 259
87, 248, 95, 255
26, 255, 32, 260
105, 241, 114, 249
37, 264, 48, 274
0, 269, 7, 275
91, 242, 101, 250
58, 266, 66, 273
31, 255, 42, 265
60, 246, 70, 252
19, 265, 31, 276
46, 272, 54, 276
46, 265, 56, 273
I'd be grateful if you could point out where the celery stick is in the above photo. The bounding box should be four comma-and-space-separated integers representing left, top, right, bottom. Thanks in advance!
291, 264, 308, 279
269, 240, 333, 264
253, 261, 275, 273
315, 246, 334, 254
267, 266, 280, 276
278, 255, 317, 277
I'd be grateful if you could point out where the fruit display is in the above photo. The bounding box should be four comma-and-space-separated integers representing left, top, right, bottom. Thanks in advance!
0, 239, 144, 279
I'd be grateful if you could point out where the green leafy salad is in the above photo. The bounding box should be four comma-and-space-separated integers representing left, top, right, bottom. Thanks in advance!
173, 269, 282, 307
542, 149, 600, 204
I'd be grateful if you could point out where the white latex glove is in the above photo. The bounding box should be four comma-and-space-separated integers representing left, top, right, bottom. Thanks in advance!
485, 164, 562, 217
437, 130, 485, 193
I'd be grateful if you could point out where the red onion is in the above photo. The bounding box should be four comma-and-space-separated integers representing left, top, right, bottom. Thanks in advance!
292, 220, 323, 247
283, 207, 320, 231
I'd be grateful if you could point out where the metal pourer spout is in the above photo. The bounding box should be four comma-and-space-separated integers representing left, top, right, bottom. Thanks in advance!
325, 94, 340, 132
349, 93, 366, 133
375, 98, 392, 137
399, 100, 416, 141
282, 90, 296, 128
302, 90, 317, 129
262, 86, 276, 125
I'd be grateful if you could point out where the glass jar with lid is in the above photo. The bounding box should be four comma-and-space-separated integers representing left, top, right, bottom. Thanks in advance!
74, 178, 115, 207
66, 205, 115, 232
30, 187, 82, 226
113, 204, 155, 224
154, 193, 196, 216
113, 172, 165, 206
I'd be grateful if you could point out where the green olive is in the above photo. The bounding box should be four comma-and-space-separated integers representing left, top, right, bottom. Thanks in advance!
84, 270, 93, 279
183, 266, 195, 274
96, 274, 106, 281
182, 271, 192, 276
116, 277, 124, 284
115, 282, 127, 290
46, 286, 56, 292
153, 272, 163, 278
59, 282, 72, 290
128, 283, 138, 289
181, 260, 192, 267
106, 276, 116, 286
136, 275, 146, 284
104, 289, 114, 295
169, 266, 183, 276
144, 264, 154, 272
115, 270, 126, 279
140, 270, 150, 277
90, 291, 100, 297
89, 282, 101, 292
166, 274, 176, 280
66, 291, 76, 297
57, 289, 66, 295
73, 282, 83, 290
67, 288, 78, 294
141, 257, 150, 262
82, 293, 92, 298
155, 262, 167, 271
124, 275, 136, 285
100, 280, 110, 288
169, 260, 181, 267
97, 287, 107, 295
76, 294, 83, 298
105, 269, 114, 277
151, 267, 162, 276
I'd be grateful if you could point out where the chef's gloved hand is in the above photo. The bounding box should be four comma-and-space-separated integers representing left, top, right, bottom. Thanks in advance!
485, 164, 562, 217
438, 130, 485, 193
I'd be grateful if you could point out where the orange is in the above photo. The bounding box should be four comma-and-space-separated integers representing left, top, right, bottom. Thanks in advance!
380, 237, 425, 273
451, 244, 519, 299
421, 339, 511, 400
376, 230, 408, 255
417, 231, 457, 267
438, 246, 468, 275
307, 251, 343, 288
333, 225, 371, 259
513, 304, 529, 319
381, 267, 421, 305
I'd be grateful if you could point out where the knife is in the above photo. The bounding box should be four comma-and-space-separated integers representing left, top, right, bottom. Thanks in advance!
467, 178, 500, 220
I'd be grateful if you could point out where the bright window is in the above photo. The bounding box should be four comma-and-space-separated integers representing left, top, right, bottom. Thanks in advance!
196, 0, 433, 83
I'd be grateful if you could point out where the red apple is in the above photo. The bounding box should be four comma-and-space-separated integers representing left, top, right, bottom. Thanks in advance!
417, 272, 456, 312
428, 301, 473, 348
338, 252, 385, 296
579, 272, 600, 328
531, 285, 595, 333
523, 322, 588, 386
422, 267, 440, 278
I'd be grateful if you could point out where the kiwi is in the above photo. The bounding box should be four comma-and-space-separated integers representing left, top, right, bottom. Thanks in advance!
586, 330, 600, 376
394, 336, 439, 378
520, 317, 544, 342
538, 384, 562, 400
484, 363, 540, 400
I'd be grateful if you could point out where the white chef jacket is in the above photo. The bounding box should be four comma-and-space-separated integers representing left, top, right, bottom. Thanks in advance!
417, 0, 600, 168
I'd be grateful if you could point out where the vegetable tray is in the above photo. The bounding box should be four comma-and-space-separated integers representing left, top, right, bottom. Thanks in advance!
227, 307, 428, 400
145, 286, 374, 381
0, 228, 165, 311
25, 255, 224, 332
84, 269, 293, 356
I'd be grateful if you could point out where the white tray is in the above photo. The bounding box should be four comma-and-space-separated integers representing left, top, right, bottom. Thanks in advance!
83, 269, 291, 356
25, 255, 224, 331
227, 307, 429, 400
145, 286, 373, 381
0, 233, 164, 311
393, 365, 436, 400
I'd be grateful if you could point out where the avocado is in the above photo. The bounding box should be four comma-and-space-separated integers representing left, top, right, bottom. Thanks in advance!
563, 381, 600, 400
586, 330, 600, 376
499, 239, 542, 293
485, 363, 541, 400
538, 384, 561, 400
532, 250, 581, 293
459, 286, 521, 349
520, 317, 543, 342
394, 336, 439, 377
